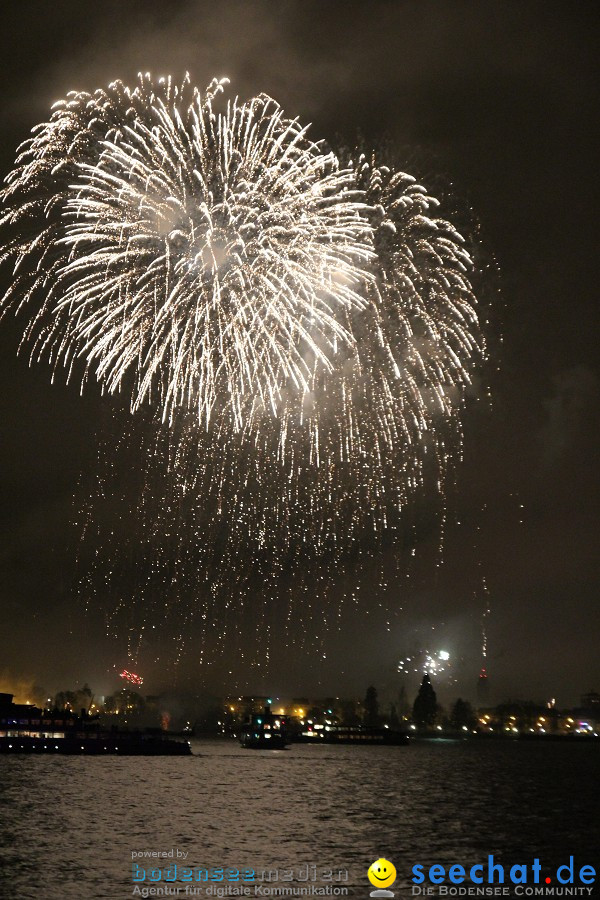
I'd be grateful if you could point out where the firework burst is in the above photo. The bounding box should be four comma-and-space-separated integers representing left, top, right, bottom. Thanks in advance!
1, 74, 485, 659
0, 73, 374, 431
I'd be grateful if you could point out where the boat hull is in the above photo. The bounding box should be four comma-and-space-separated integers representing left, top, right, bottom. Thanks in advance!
240, 733, 287, 750
294, 728, 409, 746
0, 735, 192, 755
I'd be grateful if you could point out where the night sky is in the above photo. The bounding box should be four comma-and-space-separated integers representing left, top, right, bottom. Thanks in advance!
0, 1, 598, 707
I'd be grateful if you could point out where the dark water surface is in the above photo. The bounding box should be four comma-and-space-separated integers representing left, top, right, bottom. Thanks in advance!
1, 738, 598, 899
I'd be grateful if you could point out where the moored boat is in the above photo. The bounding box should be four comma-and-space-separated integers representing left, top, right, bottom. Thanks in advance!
0, 693, 191, 755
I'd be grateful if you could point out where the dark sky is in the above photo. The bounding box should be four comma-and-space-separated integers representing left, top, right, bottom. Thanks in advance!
0, 1, 598, 707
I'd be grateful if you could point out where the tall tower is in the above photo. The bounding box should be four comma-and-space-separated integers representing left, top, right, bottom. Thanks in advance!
477, 667, 490, 706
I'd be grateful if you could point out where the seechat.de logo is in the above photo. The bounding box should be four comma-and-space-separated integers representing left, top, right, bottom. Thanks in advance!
411, 855, 596, 893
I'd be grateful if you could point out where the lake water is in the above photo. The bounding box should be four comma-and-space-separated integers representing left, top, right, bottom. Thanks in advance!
0, 738, 598, 899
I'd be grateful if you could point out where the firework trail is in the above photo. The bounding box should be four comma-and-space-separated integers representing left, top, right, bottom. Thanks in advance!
0, 74, 485, 660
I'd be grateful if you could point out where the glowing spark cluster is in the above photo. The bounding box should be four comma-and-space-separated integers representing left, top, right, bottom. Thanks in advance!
398, 648, 452, 677
119, 669, 143, 686
0, 73, 486, 657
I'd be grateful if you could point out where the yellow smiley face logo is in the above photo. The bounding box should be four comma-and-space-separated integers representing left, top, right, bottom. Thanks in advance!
368, 858, 397, 889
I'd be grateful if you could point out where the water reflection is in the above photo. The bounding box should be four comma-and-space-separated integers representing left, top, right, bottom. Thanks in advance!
0, 740, 598, 899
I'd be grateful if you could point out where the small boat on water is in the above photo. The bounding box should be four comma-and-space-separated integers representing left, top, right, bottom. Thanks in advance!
239, 705, 288, 749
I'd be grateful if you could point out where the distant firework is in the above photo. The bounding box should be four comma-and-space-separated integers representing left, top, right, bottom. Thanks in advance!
0, 74, 486, 660
398, 648, 453, 679
119, 669, 143, 686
